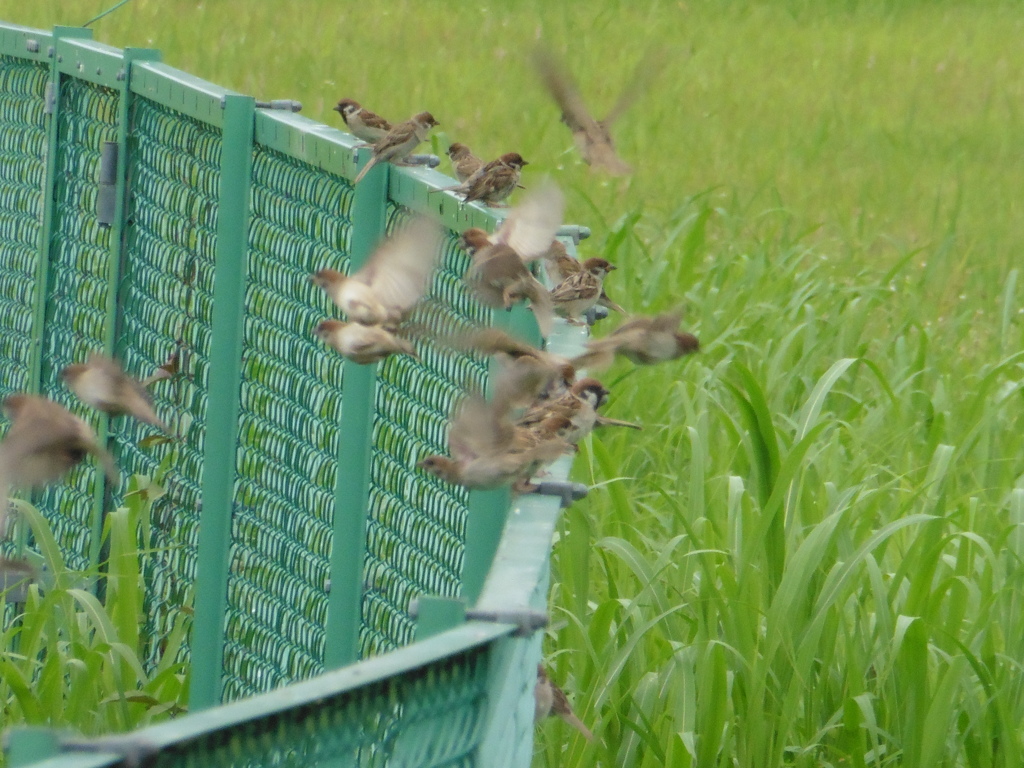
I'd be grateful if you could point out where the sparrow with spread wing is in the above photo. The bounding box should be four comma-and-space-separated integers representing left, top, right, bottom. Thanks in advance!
333, 99, 392, 143
311, 217, 443, 328
534, 48, 663, 176
314, 320, 418, 365
62, 352, 167, 431
571, 310, 700, 371
353, 111, 439, 184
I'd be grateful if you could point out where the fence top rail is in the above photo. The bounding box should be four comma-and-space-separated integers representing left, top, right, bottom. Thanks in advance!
0, 22, 54, 62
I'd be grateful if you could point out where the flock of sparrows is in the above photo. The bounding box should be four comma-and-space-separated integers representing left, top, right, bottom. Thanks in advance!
328, 51, 696, 742
0, 48, 690, 745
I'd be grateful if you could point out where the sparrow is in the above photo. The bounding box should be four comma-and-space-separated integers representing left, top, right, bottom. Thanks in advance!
446, 142, 483, 183
518, 376, 610, 443
534, 48, 662, 175
353, 111, 439, 184
439, 153, 528, 207
332, 98, 392, 143
61, 352, 168, 431
549, 258, 617, 323
417, 371, 571, 491
311, 217, 443, 327
534, 666, 594, 742
314, 319, 418, 365
543, 241, 626, 314
571, 310, 700, 371
141, 347, 182, 387
0, 394, 119, 493
461, 228, 554, 337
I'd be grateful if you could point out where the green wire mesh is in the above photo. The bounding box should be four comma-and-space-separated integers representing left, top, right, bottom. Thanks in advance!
0, 55, 46, 401
361, 203, 491, 657
151, 646, 490, 768
34, 76, 120, 570
114, 94, 223, 670
223, 145, 355, 697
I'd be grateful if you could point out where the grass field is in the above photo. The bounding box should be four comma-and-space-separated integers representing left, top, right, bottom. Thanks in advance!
3, 0, 1024, 765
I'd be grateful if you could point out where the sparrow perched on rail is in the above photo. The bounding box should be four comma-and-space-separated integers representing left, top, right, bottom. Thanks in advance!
446, 142, 483, 183
439, 153, 528, 207
62, 352, 168, 431
518, 376, 609, 443
314, 320, 418, 364
332, 98, 392, 143
571, 310, 700, 370
353, 111, 439, 184
311, 217, 442, 328
549, 257, 617, 323
542, 241, 626, 314
534, 666, 594, 742
534, 48, 662, 176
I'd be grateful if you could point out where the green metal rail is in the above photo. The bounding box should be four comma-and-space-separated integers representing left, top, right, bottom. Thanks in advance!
0, 21, 590, 767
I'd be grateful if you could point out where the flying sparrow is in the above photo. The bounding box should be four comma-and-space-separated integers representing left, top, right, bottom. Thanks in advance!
314, 319, 418, 365
571, 310, 700, 371
353, 111, 439, 184
332, 98, 392, 143
311, 217, 443, 327
0, 394, 119, 492
542, 241, 626, 314
534, 48, 662, 175
534, 666, 594, 742
461, 228, 554, 338
446, 142, 483, 182
549, 257, 617, 323
62, 352, 168, 431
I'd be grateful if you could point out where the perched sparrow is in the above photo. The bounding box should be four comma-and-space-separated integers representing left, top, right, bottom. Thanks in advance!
440, 153, 528, 207
332, 98, 392, 143
542, 241, 626, 314
0, 394, 119, 493
353, 111, 439, 184
534, 666, 594, 742
461, 229, 554, 338
446, 142, 483, 182
311, 217, 442, 326
140, 347, 182, 388
549, 258, 617, 323
518, 376, 610, 443
62, 352, 167, 431
572, 310, 700, 371
534, 48, 661, 176
314, 319, 417, 365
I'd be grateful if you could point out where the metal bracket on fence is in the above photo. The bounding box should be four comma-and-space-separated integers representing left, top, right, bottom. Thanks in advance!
556, 224, 592, 243
405, 154, 441, 169
529, 480, 589, 508
43, 82, 55, 114
60, 735, 159, 768
255, 99, 303, 112
96, 141, 118, 228
25, 38, 39, 53
464, 608, 549, 637
584, 305, 609, 326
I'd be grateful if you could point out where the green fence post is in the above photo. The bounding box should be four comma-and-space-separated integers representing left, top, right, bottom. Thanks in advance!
322, 153, 388, 669
28, 26, 92, 394
86, 45, 161, 573
189, 93, 255, 710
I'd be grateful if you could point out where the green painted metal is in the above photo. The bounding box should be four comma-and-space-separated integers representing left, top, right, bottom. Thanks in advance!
191, 93, 256, 711
0, 21, 593, 768
323, 147, 388, 670
0, 22, 53, 62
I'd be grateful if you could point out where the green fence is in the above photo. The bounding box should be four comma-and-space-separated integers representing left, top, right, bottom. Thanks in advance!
0, 21, 590, 767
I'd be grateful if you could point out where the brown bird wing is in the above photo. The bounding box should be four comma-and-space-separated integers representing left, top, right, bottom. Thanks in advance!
361, 111, 392, 132
601, 50, 667, 127
352, 217, 443, 318
447, 393, 516, 462
87, 352, 165, 429
533, 48, 603, 137
493, 181, 565, 263
550, 271, 600, 303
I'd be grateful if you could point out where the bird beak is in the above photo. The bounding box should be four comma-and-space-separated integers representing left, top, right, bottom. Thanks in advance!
332, 105, 342, 113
